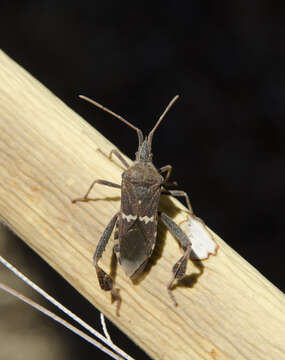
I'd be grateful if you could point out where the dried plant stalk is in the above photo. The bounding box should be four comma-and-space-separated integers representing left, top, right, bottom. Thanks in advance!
0, 50, 284, 360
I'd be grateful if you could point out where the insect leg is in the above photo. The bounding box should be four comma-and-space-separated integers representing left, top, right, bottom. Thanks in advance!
160, 212, 192, 306
109, 149, 130, 168
159, 165, 178, 187
113, 244, 120, 263
162, 189, 193, 214
72, 179, 121, 204
98, 148, 129, 168
159, 165, 172, 182
93, 212, 121, 314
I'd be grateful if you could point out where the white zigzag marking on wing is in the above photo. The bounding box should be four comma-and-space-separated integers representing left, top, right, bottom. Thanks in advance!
139, 215, 154, 224
122, 213, 137, 222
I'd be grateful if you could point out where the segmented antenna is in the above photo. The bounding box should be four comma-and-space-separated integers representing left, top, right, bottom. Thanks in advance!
79, 95, 144, 146
148, 95, 179, 145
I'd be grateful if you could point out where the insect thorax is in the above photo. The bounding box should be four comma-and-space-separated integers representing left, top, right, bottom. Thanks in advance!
122, 161, 162, 186
119, 163, 161, 221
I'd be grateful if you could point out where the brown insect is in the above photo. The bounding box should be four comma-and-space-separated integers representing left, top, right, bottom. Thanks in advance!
73, 95, 193, 312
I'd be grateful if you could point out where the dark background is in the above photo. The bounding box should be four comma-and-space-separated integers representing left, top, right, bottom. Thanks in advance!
1, 1, 284, 359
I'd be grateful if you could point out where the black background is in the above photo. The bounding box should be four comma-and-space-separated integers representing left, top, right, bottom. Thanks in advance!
1, 1, 284, 359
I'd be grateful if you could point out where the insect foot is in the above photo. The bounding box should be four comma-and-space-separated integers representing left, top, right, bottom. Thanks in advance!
96, 266, 113, 291
96, 266, 121, 316
167, 246, 191, 306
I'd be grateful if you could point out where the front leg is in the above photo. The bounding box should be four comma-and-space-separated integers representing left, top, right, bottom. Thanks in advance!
160, 212, 192, 306
98, 148, 130, 169
93, 212, 121, 315
159, 165, 178, 187
108, 149, 130, 169
159, 165, 172, 183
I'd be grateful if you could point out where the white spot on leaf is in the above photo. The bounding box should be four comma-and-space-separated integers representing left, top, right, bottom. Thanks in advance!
180, 215, 218, 260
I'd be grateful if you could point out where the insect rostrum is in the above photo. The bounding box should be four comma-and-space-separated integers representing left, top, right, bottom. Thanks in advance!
73, 95, 193, 313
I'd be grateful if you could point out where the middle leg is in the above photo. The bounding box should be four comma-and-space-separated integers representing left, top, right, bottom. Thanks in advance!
162, 189, 193, 214
72, 179, 121, 204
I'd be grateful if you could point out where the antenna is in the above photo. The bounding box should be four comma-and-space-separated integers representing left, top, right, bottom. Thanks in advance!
148, 95, 179, 144
79, 95, 143, 145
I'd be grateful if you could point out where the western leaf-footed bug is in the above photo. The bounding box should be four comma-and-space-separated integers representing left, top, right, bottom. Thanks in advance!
73, 95, 194, 312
